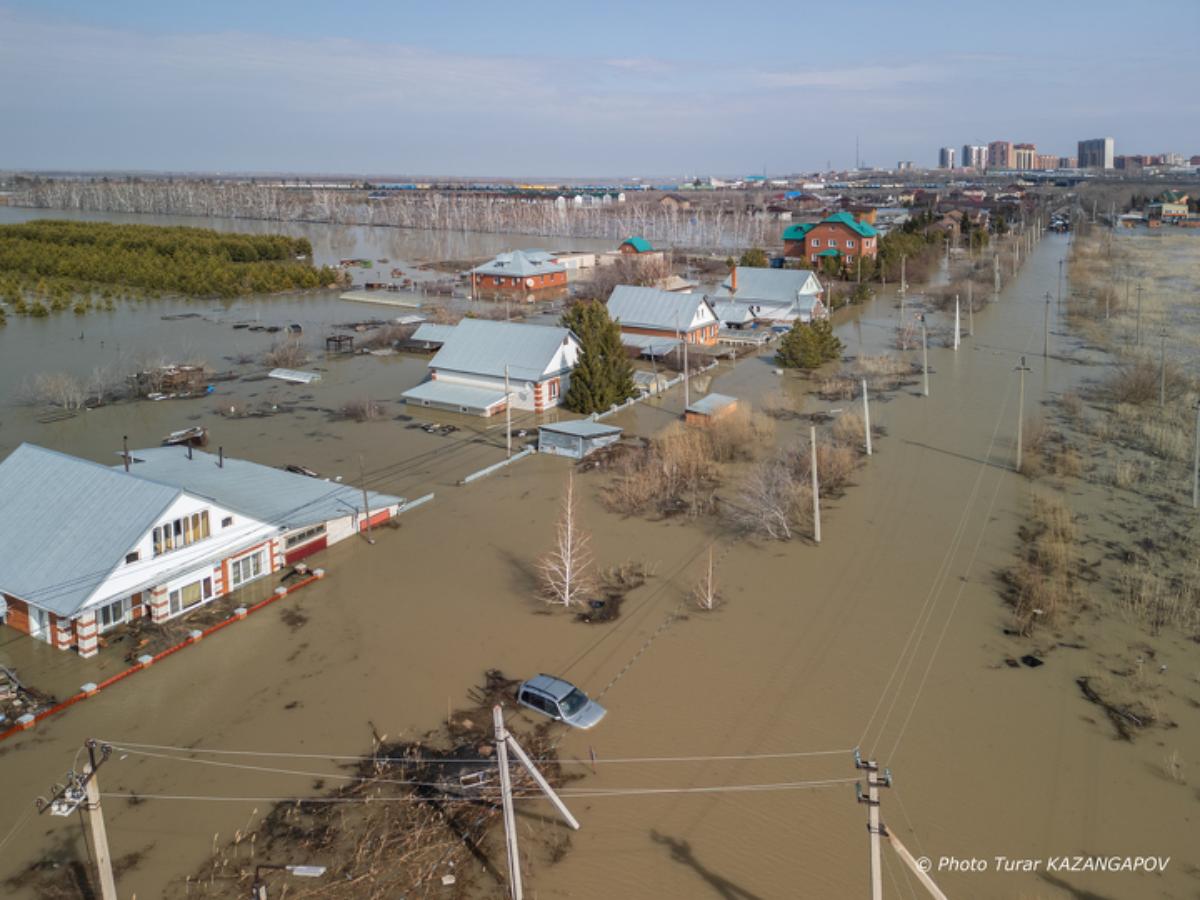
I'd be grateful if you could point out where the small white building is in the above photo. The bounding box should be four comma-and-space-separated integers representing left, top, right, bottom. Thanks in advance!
0, 444, 404, 657
714, 267, 827, 325
403, 319, 581, 417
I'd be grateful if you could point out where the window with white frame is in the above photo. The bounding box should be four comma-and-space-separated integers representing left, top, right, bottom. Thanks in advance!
847, 239, 855, 248
230, 550, 265, 588
168, 577, 213, 616
827, 239, 836, 247
811, 238, 819, 247
153, 510, 211, 556
285, 524, 326, 549
97, 598, 128, 631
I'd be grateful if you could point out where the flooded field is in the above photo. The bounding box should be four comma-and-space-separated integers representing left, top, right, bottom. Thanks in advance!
1, 216, 1198, 899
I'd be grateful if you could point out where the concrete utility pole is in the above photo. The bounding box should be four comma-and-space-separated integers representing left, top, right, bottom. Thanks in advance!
1193, 400, 1200, 509
682, 335, 690, 411
919, 314, 929, 397
505, 364, 512, 458
810, 425, 821, 545
1015, 356, 1031, 473
1043, 292, 1052, 359
993, 252, 1000, 296
358, 455, 374, 544
1136, 284, 1144, 346
1158, 329, 1169, 407
862, 378, 872, 457
887, 830, 949, 899
967, 282, 974, 335
38, 741, 117, 900
1057, 258, 1063, 306
953, 295, 961, 351
854, 749, 890, 900
900, 254, 907, 297
494, 706, 523, 900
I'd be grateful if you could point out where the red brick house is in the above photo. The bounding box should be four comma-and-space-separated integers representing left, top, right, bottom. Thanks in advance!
782, 212, 879, 267
469, 249, 567, 294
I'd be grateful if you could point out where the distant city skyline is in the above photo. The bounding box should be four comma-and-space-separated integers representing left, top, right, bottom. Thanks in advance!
2, 0, 1198, 177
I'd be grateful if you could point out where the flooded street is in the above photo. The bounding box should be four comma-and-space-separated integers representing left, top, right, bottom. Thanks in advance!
1, 218, 1197, 900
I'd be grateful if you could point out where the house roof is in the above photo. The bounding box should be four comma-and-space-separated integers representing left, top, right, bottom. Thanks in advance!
607, 285, 716, 332
471, 249, 564, 277
429, 318, 577, 381
410, 323, 457, 344
620, 236, 654, 252
686, 393, 738, 416
125, 447, 404, 533
402, 379, 508, 413
0, 444, 182, 617
782, 222, 815, 240
716, 267, 823, 304
816, 248, 841, 257
539, 420, 623, 438
783, 211, 878, 241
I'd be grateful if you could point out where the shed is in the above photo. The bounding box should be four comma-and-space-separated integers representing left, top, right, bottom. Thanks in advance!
684, 393, 739, 425
538, 420, 623, 459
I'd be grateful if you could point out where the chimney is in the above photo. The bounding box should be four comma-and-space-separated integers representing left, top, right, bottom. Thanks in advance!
122, 435, 130, 473
218, 446, 224, 468
187, 444, 193, 460
730, 266, 738, 295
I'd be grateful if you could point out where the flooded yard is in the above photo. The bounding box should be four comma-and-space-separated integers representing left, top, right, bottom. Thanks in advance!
1, 217, 1198, 899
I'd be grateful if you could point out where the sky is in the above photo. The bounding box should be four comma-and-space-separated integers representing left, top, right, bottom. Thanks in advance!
1, 0, 1197, 178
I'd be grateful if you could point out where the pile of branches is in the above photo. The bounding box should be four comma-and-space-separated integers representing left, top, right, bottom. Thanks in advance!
173, 671, 576, 899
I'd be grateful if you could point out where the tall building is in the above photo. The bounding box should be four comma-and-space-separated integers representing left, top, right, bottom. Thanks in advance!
1077, 137, 1114, 169
987, 140, 1014, 169
961, 144, 988, 170
1057, 157, 1077, 169
1035, 154, 1058, 170
938, 147, 956, 169
1013, 143, 1037, 170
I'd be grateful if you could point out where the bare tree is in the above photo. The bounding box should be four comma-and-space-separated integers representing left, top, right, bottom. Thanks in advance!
30, 372, 86, 410
723, 458, 808, 541
538, 472, 594, 607
693, 544, 720, 611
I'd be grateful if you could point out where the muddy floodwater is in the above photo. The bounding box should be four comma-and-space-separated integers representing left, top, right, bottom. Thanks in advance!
1, 214, 1198, 900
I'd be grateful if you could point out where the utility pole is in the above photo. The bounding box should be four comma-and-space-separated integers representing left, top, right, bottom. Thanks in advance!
967, 281, 974, 336
1043, 292, 1051, 359
505, 364, 512, 459
810, 425, 821, 545
683, 334, 690, 411
1193, 400, 1200, 509
358, 454, 374, 545
1057, 258, 1063, 306
38, 740, 117, 900
953, 295, 960, 351
992, 252, 1000, 296
1159, 329, 1168, 407
919, 314, 929, 397
900, 255, 906, 298
494, 706, 523, 900
1136, 284, 1143, 346
854, 749, 890, 900
1015, 356, 1031, 473
862, 378, 872, 457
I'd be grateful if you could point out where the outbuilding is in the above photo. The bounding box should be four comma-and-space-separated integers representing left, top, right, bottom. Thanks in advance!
684, 393, 739, 425
537, 420, 624, 459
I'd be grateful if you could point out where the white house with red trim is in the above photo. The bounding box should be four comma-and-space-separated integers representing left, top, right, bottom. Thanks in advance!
0, 443, 404, 657
402, 318, 581, 417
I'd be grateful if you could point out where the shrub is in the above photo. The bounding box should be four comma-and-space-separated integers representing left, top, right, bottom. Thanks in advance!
265, 338, 309, 368
340, 398, 383, 422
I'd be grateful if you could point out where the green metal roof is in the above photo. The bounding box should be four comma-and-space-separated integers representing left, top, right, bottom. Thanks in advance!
815, 248, 841, 257
782, 223, 815, 241
620, 236, 654, 252
823, 210, 879, 237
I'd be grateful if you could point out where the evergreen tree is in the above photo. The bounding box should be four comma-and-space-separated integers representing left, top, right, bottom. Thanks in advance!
738, 247, 769, 268
777, 318, 843, 370
561, 301, 636, 414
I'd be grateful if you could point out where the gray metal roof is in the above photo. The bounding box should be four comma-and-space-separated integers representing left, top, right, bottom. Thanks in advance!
686, 393, 739, 416
0, 444, 182, 617
125, 447, 403, 533
539, 420, 623, 438
471, 249, 565, 277
402, 379, 507, 412
429, 318, 577, 381
410, 323, 457, 344
607, 285, 717, 332
716, 268, 823, 304
619, 332, 681, 356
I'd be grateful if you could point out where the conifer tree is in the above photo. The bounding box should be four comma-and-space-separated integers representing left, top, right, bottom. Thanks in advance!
561, 300, 636, 414
777, 318, 843, 370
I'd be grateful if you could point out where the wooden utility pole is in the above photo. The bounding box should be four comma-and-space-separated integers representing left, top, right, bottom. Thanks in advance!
1015, 356, 1031, 473
810, 425, 821, 545
854, 749, 890, 900
358, 454, 374, 544
862, 378, 872, 457
919, 315, 929, 397
505, 364, 512, 459
38, 741, 117, 900
494, 706, 523, 900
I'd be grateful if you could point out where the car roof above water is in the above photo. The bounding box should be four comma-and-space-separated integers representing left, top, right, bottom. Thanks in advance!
524, 674, 577, 701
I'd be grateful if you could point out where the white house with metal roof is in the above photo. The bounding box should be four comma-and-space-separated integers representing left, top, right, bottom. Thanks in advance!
606, 285, 720, 348
402, 319, 581, 417
0, 443, 403, 657
469, 249, 567, 294
713, 267, 827, 325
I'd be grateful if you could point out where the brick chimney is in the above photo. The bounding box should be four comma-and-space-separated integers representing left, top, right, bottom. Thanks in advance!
730, 266, 738, 294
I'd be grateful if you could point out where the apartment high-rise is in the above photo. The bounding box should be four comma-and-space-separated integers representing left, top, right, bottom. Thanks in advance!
987, 140, 1014, 169
1077, 137, 1114, 169
1013, 143, 1037, 170
938, 147, 956, 169
961, 144, 987, 170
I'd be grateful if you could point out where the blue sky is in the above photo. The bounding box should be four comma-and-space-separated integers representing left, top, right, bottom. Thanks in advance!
2, 0, 1197, 176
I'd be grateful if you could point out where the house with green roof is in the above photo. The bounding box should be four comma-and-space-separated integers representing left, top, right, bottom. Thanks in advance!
619, 236, 655, 254
783, 211, 879, 268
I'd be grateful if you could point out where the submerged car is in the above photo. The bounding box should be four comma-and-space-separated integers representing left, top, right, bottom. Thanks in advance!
516, 674, 606, 729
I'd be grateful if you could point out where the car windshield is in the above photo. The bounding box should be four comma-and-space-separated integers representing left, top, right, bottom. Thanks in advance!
559, 689, 589, 716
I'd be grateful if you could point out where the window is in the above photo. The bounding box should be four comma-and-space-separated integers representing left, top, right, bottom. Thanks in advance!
230, 551, 265, 588
168, 577, 214, 616
810, 238, 819, 247
285, 524, 327, 549
97, 598, 127, 631
846, 239, 855, 248
153, 511, 211, 557
125, 551, 140, 564
222, 516, 233, 528
548, 380, 560, 400
827, 239, 836, 247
